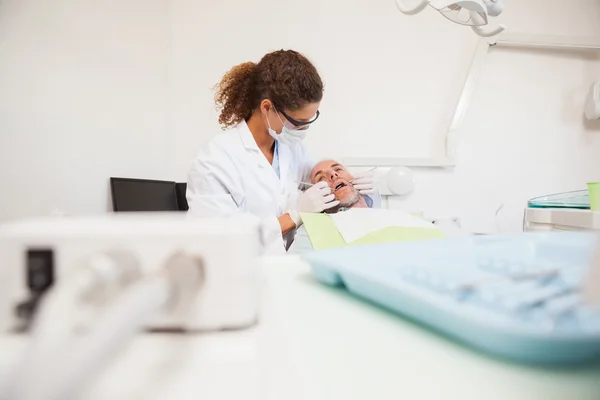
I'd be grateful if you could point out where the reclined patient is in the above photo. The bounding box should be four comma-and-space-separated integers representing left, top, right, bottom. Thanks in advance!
312, 159, 374, 212
288, 160, 376, 253
288, 159, 449, 254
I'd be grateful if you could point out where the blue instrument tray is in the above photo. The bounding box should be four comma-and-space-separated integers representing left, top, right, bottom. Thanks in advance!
302, 232, 600, 365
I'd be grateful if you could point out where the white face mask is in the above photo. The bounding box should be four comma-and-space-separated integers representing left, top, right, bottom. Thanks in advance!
265, 110, 308, 146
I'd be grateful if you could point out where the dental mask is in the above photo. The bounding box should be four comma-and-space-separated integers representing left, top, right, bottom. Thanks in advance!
265, 110, 308, 146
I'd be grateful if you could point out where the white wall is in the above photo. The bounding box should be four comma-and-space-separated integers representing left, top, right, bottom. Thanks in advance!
402, 45, 600, 232
1, 0, 600, 232
392, 1, 600, 232
169, 0, 480, 170
0, 0, 170, 219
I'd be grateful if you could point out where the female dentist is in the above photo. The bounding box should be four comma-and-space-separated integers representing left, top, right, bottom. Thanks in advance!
187, 50, 374, 254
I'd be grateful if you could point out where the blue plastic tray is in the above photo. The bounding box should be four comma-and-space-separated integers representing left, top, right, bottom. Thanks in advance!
302, 232, 600, 365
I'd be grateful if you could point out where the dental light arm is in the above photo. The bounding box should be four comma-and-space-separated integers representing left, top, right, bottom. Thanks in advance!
472, 23, 506, 37
395, 0, 506, 38
395, 0, 429, 15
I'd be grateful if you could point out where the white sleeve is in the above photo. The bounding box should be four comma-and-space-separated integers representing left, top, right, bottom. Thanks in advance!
186, 144, 287, 256
186, 145, 242, 217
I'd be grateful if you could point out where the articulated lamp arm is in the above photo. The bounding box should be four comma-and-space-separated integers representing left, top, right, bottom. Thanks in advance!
395, 1, 506, 38
395, 0, 430, 15
471, 23, 506, 37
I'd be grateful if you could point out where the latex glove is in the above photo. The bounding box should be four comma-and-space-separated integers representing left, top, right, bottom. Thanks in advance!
351, 170, 376, 194
288, 181, 340, 225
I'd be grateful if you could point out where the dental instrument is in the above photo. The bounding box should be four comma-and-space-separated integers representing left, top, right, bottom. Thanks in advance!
348, 167, 377, 184
296, 167, 377, 189
297, 167, 377, 188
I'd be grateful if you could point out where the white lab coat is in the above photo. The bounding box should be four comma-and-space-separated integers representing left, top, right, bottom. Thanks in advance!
186, 120, 314, 255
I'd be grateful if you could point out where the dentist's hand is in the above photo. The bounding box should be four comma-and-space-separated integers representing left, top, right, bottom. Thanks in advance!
297, 181, 340, 212
351, 170, 376, 194
288, 181, 340, 226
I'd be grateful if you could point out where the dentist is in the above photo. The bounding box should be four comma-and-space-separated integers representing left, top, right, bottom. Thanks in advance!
187, 50, 373, 254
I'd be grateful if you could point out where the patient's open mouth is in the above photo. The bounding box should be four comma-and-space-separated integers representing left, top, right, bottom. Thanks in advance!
334, 182, 347, 191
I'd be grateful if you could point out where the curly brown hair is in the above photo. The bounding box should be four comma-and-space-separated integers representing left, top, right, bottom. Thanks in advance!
214, 50, 324, 128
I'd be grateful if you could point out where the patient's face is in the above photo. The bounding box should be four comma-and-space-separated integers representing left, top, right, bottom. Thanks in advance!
310, 160, 361, 209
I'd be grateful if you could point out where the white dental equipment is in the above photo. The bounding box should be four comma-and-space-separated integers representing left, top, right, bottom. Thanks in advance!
384, 166, 415, 196
0, 213, 262, 400
395, 0, 506, 37
1, 213, 261, 332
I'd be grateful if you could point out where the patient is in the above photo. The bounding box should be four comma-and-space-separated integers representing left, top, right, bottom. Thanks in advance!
309, 160, 371, 213
288, 161, 456, 254
288, 160, 374, 253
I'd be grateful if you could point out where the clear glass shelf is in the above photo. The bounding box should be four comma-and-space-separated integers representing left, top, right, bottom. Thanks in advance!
528, 190, 590, 210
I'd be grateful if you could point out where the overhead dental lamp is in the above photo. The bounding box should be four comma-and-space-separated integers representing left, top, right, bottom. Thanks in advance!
395, 0, 506, 37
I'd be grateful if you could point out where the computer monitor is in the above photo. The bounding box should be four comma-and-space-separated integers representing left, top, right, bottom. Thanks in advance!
110, 177, 179, 212
175, 182, 189, 211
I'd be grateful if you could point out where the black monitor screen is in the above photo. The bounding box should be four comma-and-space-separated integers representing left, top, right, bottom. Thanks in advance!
175, 182, 189, 211
110, 178, 178, 212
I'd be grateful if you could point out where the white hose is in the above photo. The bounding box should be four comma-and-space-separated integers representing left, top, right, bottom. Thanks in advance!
41, 276, 171, 400
4, 251, 204, 400
0, 252, 140, 400
6, 275, 170, 400
44, 252, 204, 400
0, 266, 109, 400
